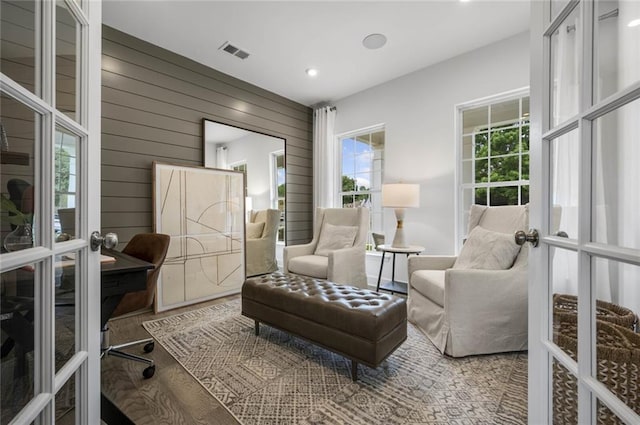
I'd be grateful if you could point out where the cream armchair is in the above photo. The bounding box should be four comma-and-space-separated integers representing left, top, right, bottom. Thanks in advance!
246, 209, 280, 277
408, 204, 529, 357
284, 207, 369, 288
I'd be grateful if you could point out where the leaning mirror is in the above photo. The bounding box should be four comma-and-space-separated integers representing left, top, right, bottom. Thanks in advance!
203, 119, 286, 275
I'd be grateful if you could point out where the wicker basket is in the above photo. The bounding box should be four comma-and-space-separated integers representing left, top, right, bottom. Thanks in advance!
552, 294, 640, 424
553, 293, 638, 331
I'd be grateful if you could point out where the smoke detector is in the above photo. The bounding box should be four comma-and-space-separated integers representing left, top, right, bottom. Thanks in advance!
219, 41, 250, 60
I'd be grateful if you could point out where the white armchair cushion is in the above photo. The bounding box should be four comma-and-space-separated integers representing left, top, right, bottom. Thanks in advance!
453, 226, 521, 270
287, 255, 328, 279
246, 221, 265, 239
410, 270, 446, 307
314, 223, 358, 256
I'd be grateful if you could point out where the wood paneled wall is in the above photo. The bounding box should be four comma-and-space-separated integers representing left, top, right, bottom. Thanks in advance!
101, 26, 313, 247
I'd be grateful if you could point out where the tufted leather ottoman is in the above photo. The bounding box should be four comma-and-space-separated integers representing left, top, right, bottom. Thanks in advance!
241, 272, 407, 381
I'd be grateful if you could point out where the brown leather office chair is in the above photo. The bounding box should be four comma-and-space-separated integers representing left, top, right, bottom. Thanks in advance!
101, 233, 170, 379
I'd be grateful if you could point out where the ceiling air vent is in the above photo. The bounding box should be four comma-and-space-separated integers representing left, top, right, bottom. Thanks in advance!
220, 42, 250, 60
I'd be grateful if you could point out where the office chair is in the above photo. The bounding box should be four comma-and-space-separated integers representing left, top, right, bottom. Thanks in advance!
101, 233, 170, 379
1, 180, 35, 366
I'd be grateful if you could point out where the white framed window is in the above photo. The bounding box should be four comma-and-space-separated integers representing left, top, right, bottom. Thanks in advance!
54, 128, 78, 211
456, 89, 530, 249
270, 151, 285, 242
230, 160, 247, 174
337, 125, 384, 250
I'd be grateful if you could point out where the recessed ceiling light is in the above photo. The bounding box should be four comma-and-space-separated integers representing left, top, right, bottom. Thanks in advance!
629, 19, 640, 28
460, 0, 471, 2
362, 33, 387, 50
306, 68, 318, 77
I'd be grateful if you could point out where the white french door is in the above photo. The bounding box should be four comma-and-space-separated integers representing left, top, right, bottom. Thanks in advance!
0, 0, 101, 423
529, 0, 640, 424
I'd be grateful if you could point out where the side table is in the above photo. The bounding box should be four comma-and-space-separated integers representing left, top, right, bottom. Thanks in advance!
376, 244, 425, 295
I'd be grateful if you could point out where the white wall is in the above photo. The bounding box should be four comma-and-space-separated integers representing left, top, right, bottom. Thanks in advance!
223, 133, 284, 211
333, 32, 530, 286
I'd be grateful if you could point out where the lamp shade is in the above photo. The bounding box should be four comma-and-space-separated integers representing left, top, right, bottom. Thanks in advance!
382, 184, 420, 208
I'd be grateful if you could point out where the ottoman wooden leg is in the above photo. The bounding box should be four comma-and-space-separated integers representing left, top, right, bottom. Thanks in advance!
254, 320, 260, 336
351, 360, 358, 382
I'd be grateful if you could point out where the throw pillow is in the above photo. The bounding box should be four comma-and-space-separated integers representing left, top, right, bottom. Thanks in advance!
246, 221, 265, 239
453, 225, 521, 270
314, 223, 358, 256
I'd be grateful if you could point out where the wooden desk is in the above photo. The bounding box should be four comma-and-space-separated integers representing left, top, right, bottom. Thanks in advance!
1, 249, 153, 424
1, 250, 153, 356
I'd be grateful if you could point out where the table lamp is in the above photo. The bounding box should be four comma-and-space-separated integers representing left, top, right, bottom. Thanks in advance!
382, 183, 420, 248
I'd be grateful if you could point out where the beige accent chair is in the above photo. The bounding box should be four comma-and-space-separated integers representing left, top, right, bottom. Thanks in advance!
246, 209, 280, 277
284, 207, 369, 288
408, 204, 529, 357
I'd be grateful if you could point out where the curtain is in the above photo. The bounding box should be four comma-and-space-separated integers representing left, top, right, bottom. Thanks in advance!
551, 17, 580, 295
216, 146, 228, 169
607, 1, 640, 313
594, 4, 620, 303
592, 1, 640, 315
313, 106, 337, 210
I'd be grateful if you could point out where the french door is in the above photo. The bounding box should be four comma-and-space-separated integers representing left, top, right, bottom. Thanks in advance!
0, 0, 101, 423
529, 0, 640, 424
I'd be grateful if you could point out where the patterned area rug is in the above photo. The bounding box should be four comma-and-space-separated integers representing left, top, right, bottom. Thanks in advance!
143, 299, 527, 424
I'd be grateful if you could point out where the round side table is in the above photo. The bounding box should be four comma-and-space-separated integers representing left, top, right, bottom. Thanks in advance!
375, 244, 425, 295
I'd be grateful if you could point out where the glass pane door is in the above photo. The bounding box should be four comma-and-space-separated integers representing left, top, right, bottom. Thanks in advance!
530, 1, 640, 424
1, 0, 101, 423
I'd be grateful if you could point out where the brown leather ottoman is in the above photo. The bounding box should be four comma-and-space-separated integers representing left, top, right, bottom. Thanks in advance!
241, 272, 407, 381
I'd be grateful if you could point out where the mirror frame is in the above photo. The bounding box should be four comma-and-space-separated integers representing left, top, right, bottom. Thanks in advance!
201, 118, 287, 244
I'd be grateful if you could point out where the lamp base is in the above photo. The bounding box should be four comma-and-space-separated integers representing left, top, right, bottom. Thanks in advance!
391, 227, 409, 248
390, 208, 409, 248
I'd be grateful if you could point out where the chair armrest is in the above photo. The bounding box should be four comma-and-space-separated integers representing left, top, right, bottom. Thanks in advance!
283, 242, 316, 272
408, 255, 457, 276
444, 267, 528, 317
246, 238, 273, 257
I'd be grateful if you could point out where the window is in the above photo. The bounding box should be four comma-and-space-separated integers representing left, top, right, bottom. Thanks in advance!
231, 162, 246, 174
230, 160, 247, 198
271, 151, 285, 242
54, 129, 77, 210
54, 128, 77, 216
458, 91, 529, 244
338, 126, 384, 250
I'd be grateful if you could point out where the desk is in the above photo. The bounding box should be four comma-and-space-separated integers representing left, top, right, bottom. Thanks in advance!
0, 249, 152, 424
376, 244, 424, 295
1, 251, 152, 357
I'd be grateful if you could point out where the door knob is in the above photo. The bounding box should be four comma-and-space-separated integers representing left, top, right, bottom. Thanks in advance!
91, 231, 118, 251
515, 229, 539, 247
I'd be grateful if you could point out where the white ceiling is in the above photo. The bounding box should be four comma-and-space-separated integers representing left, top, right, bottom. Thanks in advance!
102, 0, 531, 107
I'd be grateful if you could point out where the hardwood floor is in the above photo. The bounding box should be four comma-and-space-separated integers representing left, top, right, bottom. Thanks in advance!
101, 295, 241, 425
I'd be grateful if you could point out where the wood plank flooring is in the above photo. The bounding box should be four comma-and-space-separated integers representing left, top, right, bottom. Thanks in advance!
101, 295, 241, 425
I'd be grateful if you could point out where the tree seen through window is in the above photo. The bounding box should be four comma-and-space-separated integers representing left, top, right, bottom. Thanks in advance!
461, 95, 530, 207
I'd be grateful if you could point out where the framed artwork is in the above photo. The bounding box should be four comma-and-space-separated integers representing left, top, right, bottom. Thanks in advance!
153, 162, 245, 312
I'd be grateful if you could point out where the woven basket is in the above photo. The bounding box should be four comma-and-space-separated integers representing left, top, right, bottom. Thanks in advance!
552, 294, 640, 424
553, 293, 638, 331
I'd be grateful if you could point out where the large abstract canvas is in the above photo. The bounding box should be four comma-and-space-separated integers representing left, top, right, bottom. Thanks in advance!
153, 163, 245, 312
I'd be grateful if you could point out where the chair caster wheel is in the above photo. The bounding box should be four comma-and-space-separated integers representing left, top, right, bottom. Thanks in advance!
143, 342, 155, 353
143, 365, 155, 379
